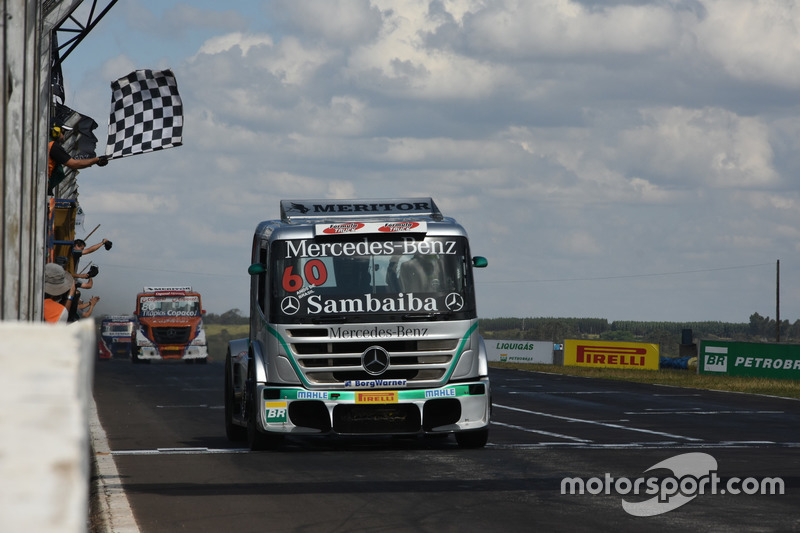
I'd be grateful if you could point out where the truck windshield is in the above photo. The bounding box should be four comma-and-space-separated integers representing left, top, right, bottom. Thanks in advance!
270, 235, 477, 323
137, 296, 201, 317
103, 323, 133, 334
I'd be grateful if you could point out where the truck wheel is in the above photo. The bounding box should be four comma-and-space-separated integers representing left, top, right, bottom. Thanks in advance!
245, 381, 283, 451
455, 428, 489, 449
224, 353, 247, 442
246, 404, 283, 451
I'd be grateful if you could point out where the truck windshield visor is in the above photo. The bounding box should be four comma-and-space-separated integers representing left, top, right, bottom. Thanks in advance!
271, 236, 477, 322
137, 295, 201, 317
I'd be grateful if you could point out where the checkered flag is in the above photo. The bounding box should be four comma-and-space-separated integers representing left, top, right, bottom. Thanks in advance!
105, 69, 183, 159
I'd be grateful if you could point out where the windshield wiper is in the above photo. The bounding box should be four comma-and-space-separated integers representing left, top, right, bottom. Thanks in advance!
402, 313, 440, 321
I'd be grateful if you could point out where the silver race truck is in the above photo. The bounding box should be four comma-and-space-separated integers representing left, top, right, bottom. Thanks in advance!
225, 198, 491, 449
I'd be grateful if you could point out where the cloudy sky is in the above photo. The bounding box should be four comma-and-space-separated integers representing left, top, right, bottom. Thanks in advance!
61, 0, 800, 324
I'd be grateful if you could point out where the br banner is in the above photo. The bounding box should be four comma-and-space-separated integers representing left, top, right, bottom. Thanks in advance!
699, 340, 800, 379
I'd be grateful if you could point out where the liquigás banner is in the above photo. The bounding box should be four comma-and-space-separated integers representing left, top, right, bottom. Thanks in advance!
564, 339, 659, 370
486, 340, 553, 364
699, 340, 800, 380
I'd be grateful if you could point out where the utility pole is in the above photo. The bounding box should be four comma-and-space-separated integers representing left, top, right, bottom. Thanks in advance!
776, 259, 780, 343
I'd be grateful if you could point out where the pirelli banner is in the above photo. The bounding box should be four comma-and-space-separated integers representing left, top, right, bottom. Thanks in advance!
699, 340, 800, 380
486, 340, 554, 364
563, 339, 660, 370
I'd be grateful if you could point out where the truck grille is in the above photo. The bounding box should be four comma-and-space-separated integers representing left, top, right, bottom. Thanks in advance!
286, 329, 459, 387
151, 326, 191, 345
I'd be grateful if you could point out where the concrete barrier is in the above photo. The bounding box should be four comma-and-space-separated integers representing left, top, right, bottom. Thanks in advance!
0, 320, 95, 533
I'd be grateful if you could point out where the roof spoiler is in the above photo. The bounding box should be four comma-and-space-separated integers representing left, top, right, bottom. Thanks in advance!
280, 198, 442, 223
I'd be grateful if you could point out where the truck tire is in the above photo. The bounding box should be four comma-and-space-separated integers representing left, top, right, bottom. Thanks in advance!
246, 396, 283, 451
224, 352, 247, 442
244, 360, 283, 451
455, 428, 489, 449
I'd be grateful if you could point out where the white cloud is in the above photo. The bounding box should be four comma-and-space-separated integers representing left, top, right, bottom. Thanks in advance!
697, 0, 800, 88
271, 0, 384, 43
620, 107, 778, 188
452, 0, 681, 57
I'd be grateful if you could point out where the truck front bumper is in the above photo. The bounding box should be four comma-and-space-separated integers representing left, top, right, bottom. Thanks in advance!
254, 380, 491, 436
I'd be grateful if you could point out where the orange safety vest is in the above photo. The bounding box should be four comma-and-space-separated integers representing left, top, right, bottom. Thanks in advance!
48, 141, 56, 177
44, 299, 68, 323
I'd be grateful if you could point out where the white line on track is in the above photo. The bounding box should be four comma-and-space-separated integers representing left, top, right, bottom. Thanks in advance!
110, 447, 250, 456
488, 441, 800, 450
90, 398, 141, 532
491, 421, 593, 442
510, 390, 625, 395
624, 410, 784, 416
493, 403, 703, 442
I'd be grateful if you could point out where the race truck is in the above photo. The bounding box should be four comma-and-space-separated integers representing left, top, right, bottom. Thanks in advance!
132, 286, 208, 364
224, 198, 491, 450
97, 315, 135, 359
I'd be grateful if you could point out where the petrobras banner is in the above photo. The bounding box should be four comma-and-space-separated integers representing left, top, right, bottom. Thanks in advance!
487, 340, 554, 364
699, 340, 800, 379
564, 339, 660, 370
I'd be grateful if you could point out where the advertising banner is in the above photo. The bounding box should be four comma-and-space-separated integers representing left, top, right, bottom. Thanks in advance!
487, 340, 554, 364
698, 340, 800, 379
564, 339, 659, 370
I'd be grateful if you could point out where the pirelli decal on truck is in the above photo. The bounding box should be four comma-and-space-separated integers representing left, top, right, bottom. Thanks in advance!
563, 339, 660, 370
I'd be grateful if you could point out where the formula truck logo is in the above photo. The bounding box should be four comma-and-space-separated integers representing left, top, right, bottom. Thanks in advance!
378, 222, 421, 233
321, 222, 366, 234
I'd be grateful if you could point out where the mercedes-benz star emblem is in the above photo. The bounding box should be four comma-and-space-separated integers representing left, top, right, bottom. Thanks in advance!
362, 346, 390, 376
445, 292, 464, 311
280, 296, 300, 315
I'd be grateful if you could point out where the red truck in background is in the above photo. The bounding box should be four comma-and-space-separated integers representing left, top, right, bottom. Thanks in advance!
98, 315, 135, 360
132, 286, 208, 364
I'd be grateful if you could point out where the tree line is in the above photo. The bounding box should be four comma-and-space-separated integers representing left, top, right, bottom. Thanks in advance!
204, 309, 800, 356
478, 314, 800, 356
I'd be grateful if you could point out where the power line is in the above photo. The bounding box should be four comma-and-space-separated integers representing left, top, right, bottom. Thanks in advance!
478, 262, 774, 284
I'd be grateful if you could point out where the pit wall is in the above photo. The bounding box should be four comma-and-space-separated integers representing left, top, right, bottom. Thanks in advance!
0, 320, 95, 533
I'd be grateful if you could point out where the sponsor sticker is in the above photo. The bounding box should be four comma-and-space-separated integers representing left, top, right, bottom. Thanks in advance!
424, 388, 456, 398
265, 401, 287, 423
297, 391, 328, 400
344, 379, 407, 389
356, 391, 398, 404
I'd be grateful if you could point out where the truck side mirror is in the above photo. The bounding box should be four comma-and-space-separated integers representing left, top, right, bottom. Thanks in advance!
472, 256, 488, 268
248, 263, 266, 275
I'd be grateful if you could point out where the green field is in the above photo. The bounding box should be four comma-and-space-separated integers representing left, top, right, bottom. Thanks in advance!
490, 362, 800, 400
201, 324, 800, 399
204, 324, 249, 360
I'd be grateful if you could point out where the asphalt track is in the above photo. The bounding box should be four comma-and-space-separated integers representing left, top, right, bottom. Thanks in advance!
92, 360, 800, 532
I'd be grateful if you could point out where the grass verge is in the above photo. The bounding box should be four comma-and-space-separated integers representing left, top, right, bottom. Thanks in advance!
490, 362, 800, 400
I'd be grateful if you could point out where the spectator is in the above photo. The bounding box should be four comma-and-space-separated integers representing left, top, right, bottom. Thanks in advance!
43, 263, 75, 324
48, 123, 108, 194
48, 124, 108, 173
72, 239, 111, 272
67, 291, 99, 322
73, 264, 100, 291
